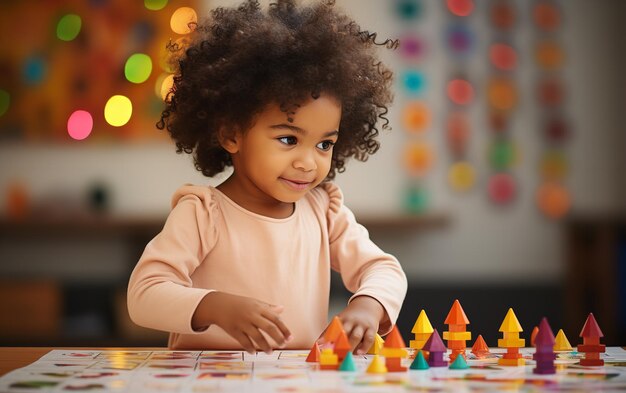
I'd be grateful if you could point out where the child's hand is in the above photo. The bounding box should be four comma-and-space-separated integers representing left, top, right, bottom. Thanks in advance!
321, 295, 385, 355
192, 291, 292, 354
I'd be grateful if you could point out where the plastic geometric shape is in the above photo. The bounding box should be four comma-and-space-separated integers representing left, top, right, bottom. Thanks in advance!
366, 355, 388, 374
323, 316, 345, 343
367, 334, 385, 355
580, 358, 604, 367
531, 326, 539, 347
449, 354, 469, 370
471, 335, 490, 357
427, 351, 448, 368
334, 330, 351, 361
381, 347, 409, 358
423, 329, 447, 353
498, 336, 525, 348
410, 337, 429, 350
443, 331, 472, 341
447, 340, 467, 350
384, 325, 407, 349
385, 356, 407, 372
499, 308, 523, 333
412, 310, 434, 334
533, 352, 557, 362
410, 350, 430, 370
319, 348, 338, 370
338, 352, 357, 372
554, 329, 572, 351
579, 313, 604, 339
578, 344, 606, 353
534, 318, 556, 347
306, 342, 321, 362
445, 299, 470, 325
498, 357, 525, 366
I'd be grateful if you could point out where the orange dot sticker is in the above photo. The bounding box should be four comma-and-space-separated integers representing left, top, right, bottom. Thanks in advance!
404, 141, 434, 176
447, 79, 474, 105
489, 43, 517, 71
535, 40, 565, 71
448, 161, 476, 192
533, 2, 561, 32
403, 101, 430, 133
170, 7, 197, 35
487, 77, 517, 112
537, 77, 565, 107
537, 182, 570, 219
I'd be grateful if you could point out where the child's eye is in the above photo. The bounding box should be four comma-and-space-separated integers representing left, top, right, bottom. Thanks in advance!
317, 140, 335, 151
277, 136, 297, 145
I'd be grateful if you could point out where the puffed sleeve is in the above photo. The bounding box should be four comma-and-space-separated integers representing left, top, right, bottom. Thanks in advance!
323, 182, 408, 334
127, 185, 219, 335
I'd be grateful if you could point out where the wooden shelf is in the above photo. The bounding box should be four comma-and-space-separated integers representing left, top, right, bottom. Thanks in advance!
0, 212, 450, 236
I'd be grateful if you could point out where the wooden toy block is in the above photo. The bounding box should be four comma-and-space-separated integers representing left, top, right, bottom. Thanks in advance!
410, 310, 434, 350
323, 316, 345, 344
410, 350, 429, 370
338, 352, 357, 372
423, 329, 447, 367
531, 326, 539, 347
449, 354, 469, 370
577, 313, 606, 367
499, 308, 524, 337
381, 348, 409, 358
367, 334, 384, 355
554, 329, 572, 351
381, 325, 409, 359
498, 309, 526, 367
499, 357, 525, 366
385, 356, 406, 372
319, 348, 338, 370
366, 355, 387, 374
334, 329, 351, 362
533, 317, 556, 375
471, 335, 490, 358
443, 331, 472, 341
444, 300, 471, 363
305, 341, 321, 363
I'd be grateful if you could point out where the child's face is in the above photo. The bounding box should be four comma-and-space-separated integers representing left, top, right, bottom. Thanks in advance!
225, 94, 341, 204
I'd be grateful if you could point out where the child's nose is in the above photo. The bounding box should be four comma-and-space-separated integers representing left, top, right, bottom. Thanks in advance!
293, 151, 317, 171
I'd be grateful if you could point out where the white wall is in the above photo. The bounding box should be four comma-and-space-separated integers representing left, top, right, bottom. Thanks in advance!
0, 0, 622, 284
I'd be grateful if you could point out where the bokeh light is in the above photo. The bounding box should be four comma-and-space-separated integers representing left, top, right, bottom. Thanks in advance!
533, 2, 561, 32
447, 78, 474, 105
104, 95, 133, 127
145, 0, 168, 11
488, 139, 517, 170
23, 56, 46, 85
125, 53, 153, 84
170, 7, 197, 35
446, 24, 474, 57
487, 77, 517, 112
159, 74, 175, 101
538, 78, 565, 106
446, 112, 470, 156
67, 110, 93, 141
490, 1, 516, 30
539, 150, 568, 180
447, 0, 474, 17
400, 34, 426, 62
56, 14, 82, 41
0, 89, 9, 117
535, 40, 565, 70
395, 0, 423, 20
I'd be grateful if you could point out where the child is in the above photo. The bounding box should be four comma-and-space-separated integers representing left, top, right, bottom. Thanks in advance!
127, 0, 407, 354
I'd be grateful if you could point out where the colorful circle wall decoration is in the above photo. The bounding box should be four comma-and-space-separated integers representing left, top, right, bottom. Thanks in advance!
402, 101, 431, 133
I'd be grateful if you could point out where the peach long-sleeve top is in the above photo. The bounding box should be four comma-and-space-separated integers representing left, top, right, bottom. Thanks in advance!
127, 182, 407, 350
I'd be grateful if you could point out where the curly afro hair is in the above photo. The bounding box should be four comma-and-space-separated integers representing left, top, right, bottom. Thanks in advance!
157, 0, 397, 180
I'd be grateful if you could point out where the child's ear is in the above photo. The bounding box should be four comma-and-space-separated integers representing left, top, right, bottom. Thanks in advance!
217, 127, 240, 154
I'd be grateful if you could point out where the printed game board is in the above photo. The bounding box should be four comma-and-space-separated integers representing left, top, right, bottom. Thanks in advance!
1, 347, 626, 392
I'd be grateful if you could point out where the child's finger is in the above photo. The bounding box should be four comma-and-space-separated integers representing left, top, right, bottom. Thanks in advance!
262, 309, 292, 342
258, 316, 289, 347
246, 327, 273, 354
347, 324, 364, 350
355, 328, 375, 355
232, 331, 256, 355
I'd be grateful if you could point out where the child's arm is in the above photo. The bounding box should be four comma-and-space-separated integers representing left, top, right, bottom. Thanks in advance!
321, 183, 408, 353
191, 291, 292, 354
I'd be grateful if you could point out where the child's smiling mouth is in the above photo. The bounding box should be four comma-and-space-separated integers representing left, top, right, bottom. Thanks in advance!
279, 177, 314, 191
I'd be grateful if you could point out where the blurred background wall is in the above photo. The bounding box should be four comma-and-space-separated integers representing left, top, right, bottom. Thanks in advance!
0, 0, 624, 347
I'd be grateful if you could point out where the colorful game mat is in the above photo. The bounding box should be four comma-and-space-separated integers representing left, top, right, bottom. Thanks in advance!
1, 347, 626, 392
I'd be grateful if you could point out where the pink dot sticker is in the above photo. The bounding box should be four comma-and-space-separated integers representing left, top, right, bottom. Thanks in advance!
488, 173, 517, 205
67, 110, 93, 140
